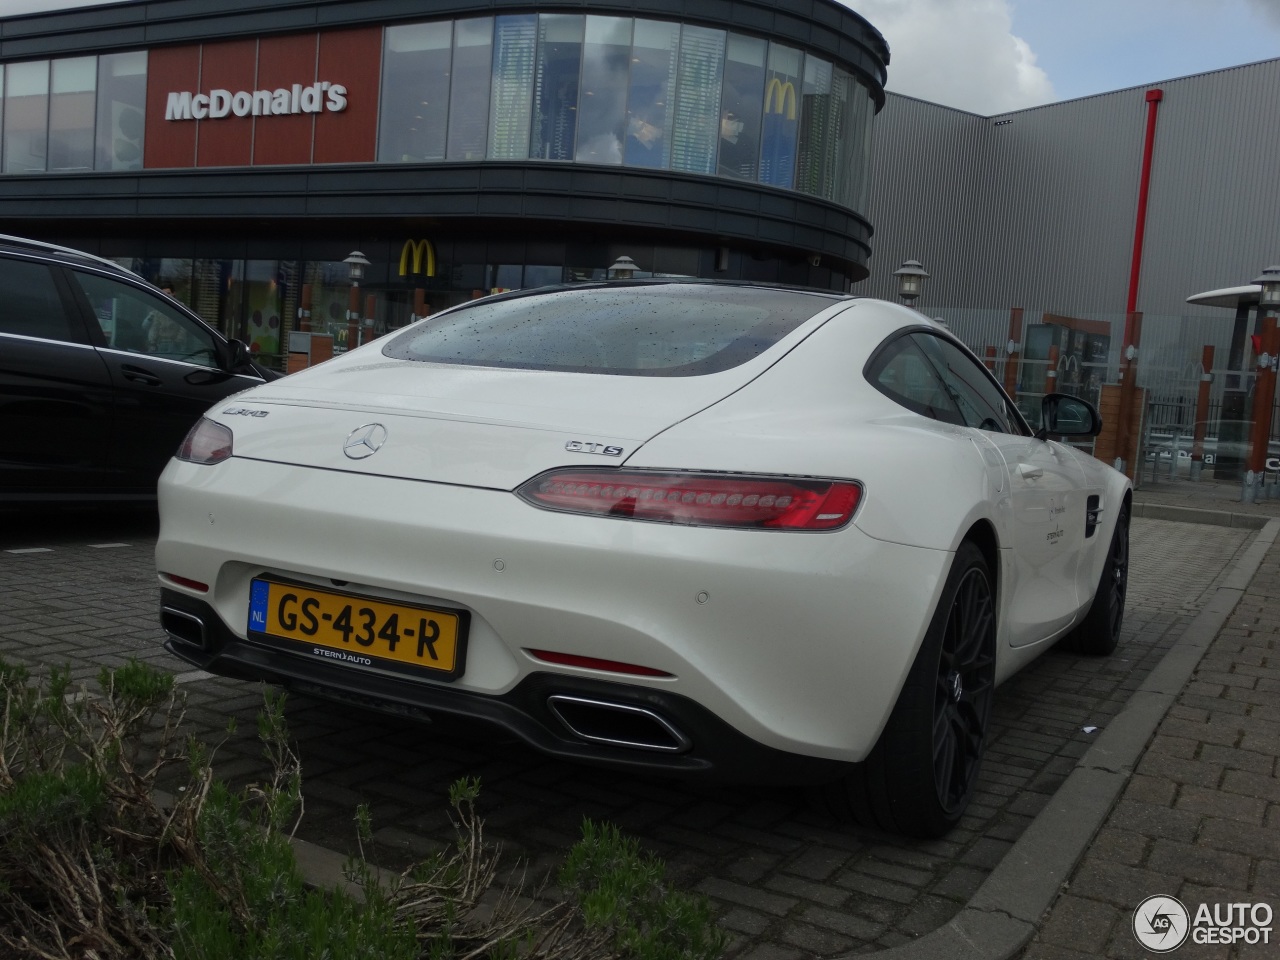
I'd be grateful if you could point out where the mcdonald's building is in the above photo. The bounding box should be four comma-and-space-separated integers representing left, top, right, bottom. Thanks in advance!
0, 0, 888, 364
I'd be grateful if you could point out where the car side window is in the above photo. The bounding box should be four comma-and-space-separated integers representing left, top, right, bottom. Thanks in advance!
866, 334, 964, 425
69, 270, 219, 367
915, 334, 1024, 435
0, 256, 82, 343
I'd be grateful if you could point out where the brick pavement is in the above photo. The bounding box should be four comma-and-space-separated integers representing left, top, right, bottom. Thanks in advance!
1019, 503, 1280, 960
0, 494, 1269, 958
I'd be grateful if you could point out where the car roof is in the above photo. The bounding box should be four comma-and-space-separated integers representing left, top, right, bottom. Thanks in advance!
478, 277, 859, 304
0, 233, 141, 278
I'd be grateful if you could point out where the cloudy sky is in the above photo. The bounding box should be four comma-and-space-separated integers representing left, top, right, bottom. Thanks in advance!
3, 0, 1280, 115
853, 0, 1280, 114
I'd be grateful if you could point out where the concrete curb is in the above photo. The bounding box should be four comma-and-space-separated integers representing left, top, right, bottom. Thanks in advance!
1130, 500, 1271, 529
850, 517, 1280, 960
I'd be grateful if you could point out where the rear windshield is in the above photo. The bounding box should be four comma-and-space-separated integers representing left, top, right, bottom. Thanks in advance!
381, 283, 841, 377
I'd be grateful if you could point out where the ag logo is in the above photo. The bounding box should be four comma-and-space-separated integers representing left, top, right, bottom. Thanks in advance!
1133, 895, 1190, 952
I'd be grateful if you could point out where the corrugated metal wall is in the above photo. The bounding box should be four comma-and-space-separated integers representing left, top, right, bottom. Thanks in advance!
858, 59, 1280, 389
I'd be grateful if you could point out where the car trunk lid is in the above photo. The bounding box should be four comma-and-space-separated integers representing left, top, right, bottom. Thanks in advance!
214, 357, 771, 489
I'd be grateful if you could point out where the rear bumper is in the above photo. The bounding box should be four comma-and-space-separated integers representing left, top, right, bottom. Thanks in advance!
161, 587, 847, 783
157, 456, 951, 765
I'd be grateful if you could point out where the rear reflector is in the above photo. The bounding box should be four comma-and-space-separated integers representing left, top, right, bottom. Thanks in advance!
528, 649, 673, 677
160, 573, 209, 593
516, 468, 861, 530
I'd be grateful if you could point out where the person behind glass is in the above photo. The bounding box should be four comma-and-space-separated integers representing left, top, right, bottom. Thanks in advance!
145, 287, 183, 355
624, 109, 664, 167
718, 109, 756, 179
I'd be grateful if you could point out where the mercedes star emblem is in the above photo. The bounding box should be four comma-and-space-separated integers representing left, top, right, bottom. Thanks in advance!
343, 423, 388, 459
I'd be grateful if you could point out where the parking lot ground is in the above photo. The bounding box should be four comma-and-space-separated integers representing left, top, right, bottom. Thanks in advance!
0, 489, 1268, 958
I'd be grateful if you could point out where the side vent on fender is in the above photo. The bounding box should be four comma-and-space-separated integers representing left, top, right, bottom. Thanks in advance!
1085, 495, 1101, 538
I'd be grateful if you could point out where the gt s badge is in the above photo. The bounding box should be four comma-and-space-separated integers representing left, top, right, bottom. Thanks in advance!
565, 441, 624, 457
223, 407, 269, 417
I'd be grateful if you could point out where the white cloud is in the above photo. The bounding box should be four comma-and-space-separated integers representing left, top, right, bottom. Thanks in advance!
848, 0, 1056, 114
1245, 0, 1280, 26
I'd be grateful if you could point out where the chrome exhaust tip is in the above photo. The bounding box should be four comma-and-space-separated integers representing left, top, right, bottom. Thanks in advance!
547, 695, 691, 753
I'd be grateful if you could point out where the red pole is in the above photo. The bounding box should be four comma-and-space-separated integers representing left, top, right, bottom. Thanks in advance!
983, 346, 997, 372
1124, 90, 1163, 329
1047, 344, 1060, 394
1115, 312, 1143, 476
1248, 316, 1278, 476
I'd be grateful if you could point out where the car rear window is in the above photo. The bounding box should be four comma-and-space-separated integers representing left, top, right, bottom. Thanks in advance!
381, 283, 842, 376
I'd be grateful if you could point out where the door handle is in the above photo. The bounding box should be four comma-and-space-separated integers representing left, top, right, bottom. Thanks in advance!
1018, 463, 1044, 480
122, 365, 162, 387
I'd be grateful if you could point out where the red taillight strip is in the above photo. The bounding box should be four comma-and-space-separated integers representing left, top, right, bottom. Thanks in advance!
161, 573, 209, 593
516, 468, 861, 530
527, 649, 673, 678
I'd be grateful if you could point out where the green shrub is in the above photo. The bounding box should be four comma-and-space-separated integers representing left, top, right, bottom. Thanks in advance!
0, 658, 726, 960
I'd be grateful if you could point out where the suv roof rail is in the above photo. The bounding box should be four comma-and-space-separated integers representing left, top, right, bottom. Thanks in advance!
0, 233, 141, 277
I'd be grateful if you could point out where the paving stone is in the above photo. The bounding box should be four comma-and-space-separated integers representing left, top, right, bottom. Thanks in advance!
1037, 894, 1123, 954
762, 873, 849, 908
1195, 817, 1280, 860
1221, 769, 1280, 804
1175, 785, 1268, 823
1107, 799, 1204, 843
696, 879, 797, 917
1087, 827, 1150, 867
1122, 773, 1177, 806
1146, 840, 1251, 889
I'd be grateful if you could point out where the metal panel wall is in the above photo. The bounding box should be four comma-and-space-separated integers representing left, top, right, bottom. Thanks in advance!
861, 59, 1280, 336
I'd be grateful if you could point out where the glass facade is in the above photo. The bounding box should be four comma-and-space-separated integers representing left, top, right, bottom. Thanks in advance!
0, 52, 147, 174
3, 60, 49, 173
0, 15, 876, 208
95, 52, 146, 171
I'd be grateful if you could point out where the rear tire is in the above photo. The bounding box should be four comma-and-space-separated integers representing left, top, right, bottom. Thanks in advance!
824, 541, 996, 838
1059, 502, 1129, 656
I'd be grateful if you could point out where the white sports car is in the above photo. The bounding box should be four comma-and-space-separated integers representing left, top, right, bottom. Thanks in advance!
156, 281, 1130, 837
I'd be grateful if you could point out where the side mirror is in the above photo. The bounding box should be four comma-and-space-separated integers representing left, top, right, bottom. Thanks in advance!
219, 338, 251, 373
1037, 392, 1102, 440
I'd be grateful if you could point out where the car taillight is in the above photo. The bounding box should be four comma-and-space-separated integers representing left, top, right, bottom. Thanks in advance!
176, 418, 233, 464
516, 468, 861, 530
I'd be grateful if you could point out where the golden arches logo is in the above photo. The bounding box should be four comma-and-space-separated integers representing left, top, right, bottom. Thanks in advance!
398, 239, 437, 278
764, 79, 796, 120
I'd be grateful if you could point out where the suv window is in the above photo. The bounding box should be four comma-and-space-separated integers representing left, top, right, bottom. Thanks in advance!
382, 284, 840, 377
69, 270, 219, 366
0, 256, 80, 342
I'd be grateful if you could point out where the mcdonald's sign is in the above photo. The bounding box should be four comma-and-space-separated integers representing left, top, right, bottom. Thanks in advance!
764, 79, 797, 120
399, 238, 437, 278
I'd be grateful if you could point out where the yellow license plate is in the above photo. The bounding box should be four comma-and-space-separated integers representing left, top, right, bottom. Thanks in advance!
247, 578, 466, 679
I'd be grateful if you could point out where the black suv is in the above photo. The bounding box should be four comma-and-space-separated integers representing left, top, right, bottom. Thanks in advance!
0, 235, 277, 504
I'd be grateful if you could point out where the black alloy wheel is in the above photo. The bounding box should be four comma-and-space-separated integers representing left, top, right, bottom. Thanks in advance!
825, 541, 997, 838
932, 563, 996, 817
1102, 507, 1129, 638
1059, 501, 1130, 656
